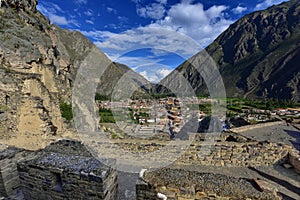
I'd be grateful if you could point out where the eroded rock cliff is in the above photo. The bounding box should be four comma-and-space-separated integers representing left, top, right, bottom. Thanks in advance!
0, 0, 152, 149
0, 0, 102, 148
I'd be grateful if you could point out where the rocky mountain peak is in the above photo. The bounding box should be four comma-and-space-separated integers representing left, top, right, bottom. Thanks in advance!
214, 0, 300, 65
158, 0, 300, 101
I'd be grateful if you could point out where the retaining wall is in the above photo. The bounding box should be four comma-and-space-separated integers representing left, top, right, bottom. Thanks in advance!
177, 141, 291, 167
18, 156, 118, 200
17, 140, 118, 200
0, 147, 30, 197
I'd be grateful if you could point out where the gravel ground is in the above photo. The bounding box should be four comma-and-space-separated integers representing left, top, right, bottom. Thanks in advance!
238, 124, 300, 150
143, 167, 281, 199
169, 163, 300, 200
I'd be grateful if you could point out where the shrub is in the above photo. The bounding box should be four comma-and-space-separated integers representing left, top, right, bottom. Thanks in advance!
60, 102, 73, 121
111, 133, 117, 139
95, 93, 110, 101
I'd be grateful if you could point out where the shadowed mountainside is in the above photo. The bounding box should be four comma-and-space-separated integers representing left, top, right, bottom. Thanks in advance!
157, 0, 300, 101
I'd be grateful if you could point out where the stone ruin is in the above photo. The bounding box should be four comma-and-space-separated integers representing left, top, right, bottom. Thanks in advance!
1, 131, 300, 200
136, 168, 282, 200
0, 146, 29, 197
134, 131, 300, 200
0, 140, 118, 200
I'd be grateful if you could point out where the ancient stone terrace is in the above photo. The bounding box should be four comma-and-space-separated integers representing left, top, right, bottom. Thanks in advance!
1, 128, 300, 199
81, 131, 293, 168
0, 140, 118, 200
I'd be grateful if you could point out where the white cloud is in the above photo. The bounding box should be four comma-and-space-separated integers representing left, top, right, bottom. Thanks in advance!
232, 6, 247, 14
81, 27, 201, 60
139, 70, 163, 83
139, 71, 149, 79
37, 4, 80, 27
112, 55, 173, 82
206, 5, 228, 19
137, 65, 173, 83
79, 1, 234, 82
116, 55, 163, 69
133, 0, 168, 20
37, 3, 63, 16
107, 7, 117, 14
104, 24, 120, 30
49, 14, 80, 27
255, 0, 286, 10
74, 0, 87, 5
137, 3, 166, 20
156, 0, 167, 5
131, 0, 141, 3
84, 9, 94, 16
41, 2, 64, 13
49, 14, 69, 25
157, 68, 172, 78
151, 2, 233, 47
118, 16, 128, 23
85, 19, 94, 25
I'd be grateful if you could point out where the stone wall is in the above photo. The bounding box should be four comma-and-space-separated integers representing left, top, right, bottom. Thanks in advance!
177, 141, 291, 167
18, 156, 118, 200
0, 68, 63, 149
107, 139, 291, 167
0, 138, 296, 199
0, 147, 30, 197
17, 140, 118, 200
289, 150, 300, 173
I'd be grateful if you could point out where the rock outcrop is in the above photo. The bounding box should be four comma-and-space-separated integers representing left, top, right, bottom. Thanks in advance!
0, 0, 150, 149
0, 0, 75, 147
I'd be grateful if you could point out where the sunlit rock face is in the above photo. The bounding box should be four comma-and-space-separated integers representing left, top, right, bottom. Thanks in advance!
0, 0, 96, 149
0, 0, 153, 149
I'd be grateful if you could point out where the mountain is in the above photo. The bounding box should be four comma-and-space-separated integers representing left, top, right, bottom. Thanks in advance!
97, 62, 152, 99
0, 0, 150, 148
157, 0, 300, 101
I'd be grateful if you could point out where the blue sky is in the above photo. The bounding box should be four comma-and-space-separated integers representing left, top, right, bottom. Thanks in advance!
37, 0, 288, 82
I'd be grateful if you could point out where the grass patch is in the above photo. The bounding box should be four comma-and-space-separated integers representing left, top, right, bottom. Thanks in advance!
99, 108, 116, 123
